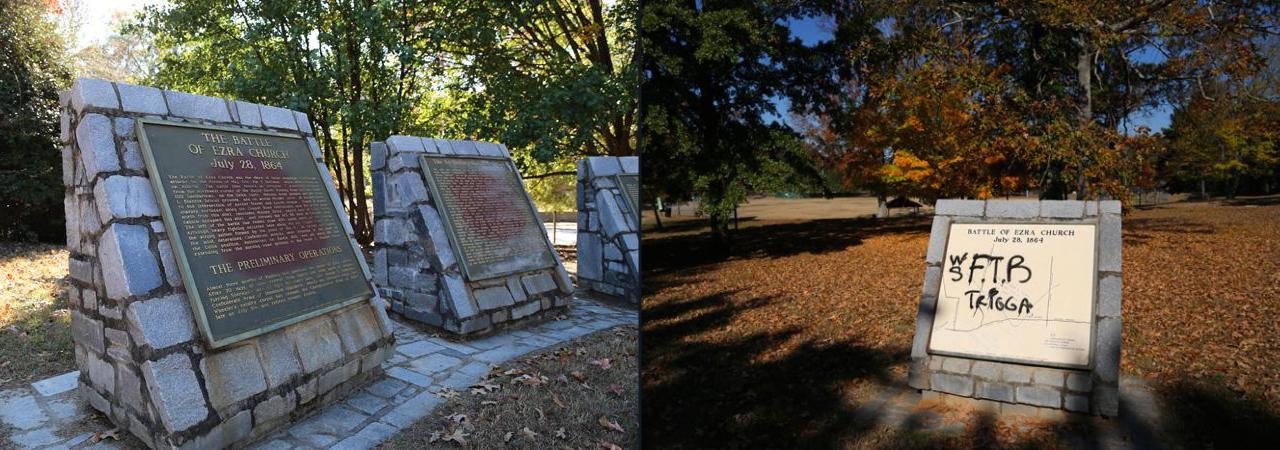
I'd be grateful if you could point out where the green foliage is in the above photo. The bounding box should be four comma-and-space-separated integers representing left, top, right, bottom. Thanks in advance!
136, 0, 637, 233
436, 0, 638, 161
135, 0, 454, 243
0, 0, 72, 242
641, 0, 819, 244
1164, 89, 1279, 198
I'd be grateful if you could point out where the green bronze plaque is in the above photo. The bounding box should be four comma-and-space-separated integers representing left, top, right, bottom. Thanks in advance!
418, 154, 558, 281
614, 173, 640, 221
136, 119, 371, 348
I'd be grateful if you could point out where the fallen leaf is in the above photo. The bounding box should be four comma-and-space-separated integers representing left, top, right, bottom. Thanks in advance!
555, 427, 567, 439
570, 371, 585, 382
551, 392, 566, 408
481, 400, 498, 406
590, 358, 612, 370
470, 382, 500, 395
599, 415, 624, 433
600, 441, 624, 450
504, 431, 513, 443
442, 427, 469, 445
90, 428, 121, 443
610, 384, 625, 396
521, 427, 540, 439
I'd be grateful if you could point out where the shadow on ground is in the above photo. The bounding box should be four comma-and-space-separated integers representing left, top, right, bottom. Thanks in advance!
642, 288, 907, 448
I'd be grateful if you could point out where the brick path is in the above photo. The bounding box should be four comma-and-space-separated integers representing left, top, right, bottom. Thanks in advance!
0, 298, 637, 449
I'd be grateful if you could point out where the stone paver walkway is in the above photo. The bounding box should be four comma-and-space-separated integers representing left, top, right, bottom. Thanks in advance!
845, 376, 1167, 449
0, 298, 637, 449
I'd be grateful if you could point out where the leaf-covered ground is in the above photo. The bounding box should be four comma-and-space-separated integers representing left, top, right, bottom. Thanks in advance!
382, 325, 638, 449
641, 197, 1280, 448
0, 242, 74, 390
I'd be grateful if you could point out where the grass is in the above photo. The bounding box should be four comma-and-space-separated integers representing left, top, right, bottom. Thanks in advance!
381, 325, 638, 449
0, 242, 74, 390
641, 196, 1280, 448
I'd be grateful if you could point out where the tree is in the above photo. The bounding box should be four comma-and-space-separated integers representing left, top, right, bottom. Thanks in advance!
439, 0, 638, 163
785, 0, 1274, 205
136, 0, 445, 244
1165, 87, 1279, 199
71, 13, 158, 83
0, 0, 72, 241
641, 0, 818, 246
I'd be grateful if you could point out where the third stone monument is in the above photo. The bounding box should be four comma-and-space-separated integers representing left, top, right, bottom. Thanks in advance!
575, 156, 640, 303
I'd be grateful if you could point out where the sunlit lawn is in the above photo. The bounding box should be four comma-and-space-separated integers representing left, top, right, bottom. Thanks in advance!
0, 242, 74, 390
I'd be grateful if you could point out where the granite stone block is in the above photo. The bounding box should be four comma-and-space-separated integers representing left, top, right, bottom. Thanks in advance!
143, 353, 208, 432
260, 105, 298, 130
1016, 386, 1061, 408
934, 199, 983, 216
117, 83, 167, 115
69, 78, 119, 111
99, 223, 163, 300
986, 200, 1038, 218
75, 113, 119, 177
126, 294, 196, 350
204, 344, 268, 410
235, 101, 262, 127
163, 90, 231, 122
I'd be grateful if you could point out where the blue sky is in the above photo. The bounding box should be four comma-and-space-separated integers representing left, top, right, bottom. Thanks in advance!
768, 16, 1173, 134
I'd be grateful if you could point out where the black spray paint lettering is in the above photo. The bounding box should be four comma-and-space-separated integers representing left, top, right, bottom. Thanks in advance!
947, 252, 1035, 316
964, 288, 1034, 315
947, 253, 1032, 284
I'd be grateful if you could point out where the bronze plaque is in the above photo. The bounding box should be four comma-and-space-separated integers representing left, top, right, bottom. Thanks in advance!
136, 119, 371, 348
419, 155, 558, 281
615, 174, 640, 219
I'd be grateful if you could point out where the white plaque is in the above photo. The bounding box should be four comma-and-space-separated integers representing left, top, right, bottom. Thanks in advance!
928, 223, 1097, 367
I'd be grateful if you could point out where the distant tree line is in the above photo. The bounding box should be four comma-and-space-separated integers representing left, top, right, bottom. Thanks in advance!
641, 0, 1279, 245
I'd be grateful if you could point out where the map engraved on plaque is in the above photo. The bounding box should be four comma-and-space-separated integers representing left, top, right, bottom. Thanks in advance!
419, 155, 558, 281
137, 120, 371, 347
928, 223, 1097, 367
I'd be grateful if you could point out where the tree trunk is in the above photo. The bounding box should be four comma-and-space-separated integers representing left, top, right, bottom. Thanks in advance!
875, 193, 889, 219
651, 202, 663, 230
1075, 34, 1093, 200
707, 210, 731, 252
1200, 179, 1207, 199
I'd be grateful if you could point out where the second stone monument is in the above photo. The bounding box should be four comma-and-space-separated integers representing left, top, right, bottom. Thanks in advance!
371, 136, 573, 336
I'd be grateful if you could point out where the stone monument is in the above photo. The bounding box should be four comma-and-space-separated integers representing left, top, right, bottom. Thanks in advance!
908, 199, 1122, 416
370, 136, 573, 336
61, 78, 394, 448
575, 156, 640, 303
